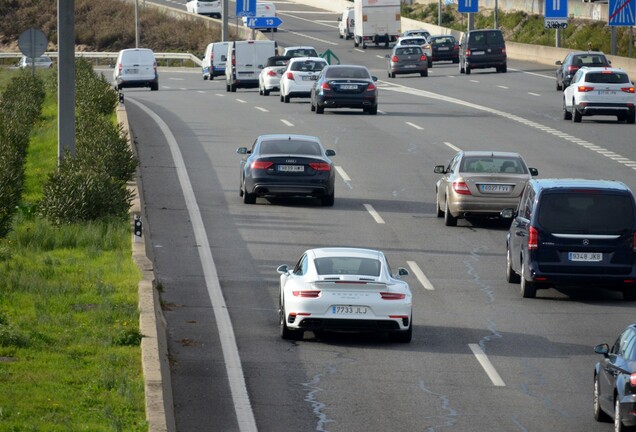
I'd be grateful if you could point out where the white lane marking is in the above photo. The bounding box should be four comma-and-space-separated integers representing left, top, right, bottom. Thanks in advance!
381, 81, 636, 170
406, 121, 424, 130
216, 93, 225, 97
406, 261, 434, 291
197, 90, 206, 94
169, 77, 185, 81
128, 99, 258, 432
354, 48, 365, 53
278, 11, 337, 29
255, 106, 269, 112
363, 204, 385, 224
527, 92, 541, 97
469, 344, 506, 387
509, 67, 555, 80
335, 166, 353, 189
376, 55, 385, 59
497, 85, 509, 89
378, 110, 387, 115
444, 142, 462, 152
281, 119, 294, 127
236, 99, 247, 103
276, 10, 335, 14
283, 29, 339, 46
469, 80, 479, 83
163, 86, 172, 89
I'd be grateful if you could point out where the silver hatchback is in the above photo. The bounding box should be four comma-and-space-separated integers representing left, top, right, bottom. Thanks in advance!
386, 45, 428, 78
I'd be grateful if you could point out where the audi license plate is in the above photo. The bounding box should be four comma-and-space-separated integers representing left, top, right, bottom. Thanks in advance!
278, 165, 304, 172
568, 252, 602, 262
341, 84, 358, 90
479, 184, 512, 193
332, 305, 368, 314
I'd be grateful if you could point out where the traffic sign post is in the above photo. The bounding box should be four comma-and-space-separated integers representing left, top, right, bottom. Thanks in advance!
236, 0, 256, 17
245, 16, 282, 29
458, 0, 478, 14
609, 0, 635, 26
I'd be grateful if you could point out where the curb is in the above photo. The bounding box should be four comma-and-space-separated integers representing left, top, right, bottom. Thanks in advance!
117, 104, 176, 432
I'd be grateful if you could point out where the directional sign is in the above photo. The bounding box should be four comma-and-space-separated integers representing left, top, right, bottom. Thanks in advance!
246, 16, 282, 29
609, 0, 635, 26
236, 0, 256, 17
320, 49, 340, 65
458, 0, 478, 13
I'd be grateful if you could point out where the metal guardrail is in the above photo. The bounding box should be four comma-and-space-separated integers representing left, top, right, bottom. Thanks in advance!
0, 52, 202, 67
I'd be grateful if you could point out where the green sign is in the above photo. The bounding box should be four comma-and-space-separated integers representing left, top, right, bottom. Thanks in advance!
320, 49, 340, 65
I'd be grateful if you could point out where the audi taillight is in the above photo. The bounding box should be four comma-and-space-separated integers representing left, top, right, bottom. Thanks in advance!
286, 72, 294, 80
621, 87, 635, 93
292, 290, 320, 298
380, 292, 406, 300
251, 160, 273, 170
309, 163, 330, 171
391, 55, 399, 62
452, 181, 471, 195
528, 226, 539, 250
577, 86, 594, 92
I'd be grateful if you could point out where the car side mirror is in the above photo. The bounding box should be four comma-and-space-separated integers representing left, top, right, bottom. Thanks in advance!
237, 147, 248, 154
529, 168, 538, 176
372, 76, 378, 82
385, 54, 390, 58
434, 165, 447, 174
594, 343, 609, 357
555, 60, 562, 65
325, 149, 336, 157
395, 267, 409, 278
337, 17, 342, 22
277, 264, 289, 274
500, 208, 516, 219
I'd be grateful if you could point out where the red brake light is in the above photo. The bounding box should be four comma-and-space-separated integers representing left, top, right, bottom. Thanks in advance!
465, 49, 471, 57
452, 181, 471, 195
621, 87, 635, 93
567, 65, 578, 72
251, 161, 273, 170
210, 51, 214, 61
380, 292, 406, 300
577, 86, 594, 92
528, 226, 538, 250
309, 162, 330, 171
502, 47, 506, 55
420, 55, 427, 61
292, 290, 320, 298
267, 70, 277, 76
232, 53, 235, 66
391, 55, 399, 62
367, 82, 377, 91
631, 373, 636, 386
286, 72, 294, 80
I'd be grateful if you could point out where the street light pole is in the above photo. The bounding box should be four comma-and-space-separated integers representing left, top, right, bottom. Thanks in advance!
135, 0, 139, 48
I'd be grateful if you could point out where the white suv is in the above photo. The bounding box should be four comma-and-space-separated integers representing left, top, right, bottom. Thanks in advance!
563, 67, 636, 123
279, 57, 328, 103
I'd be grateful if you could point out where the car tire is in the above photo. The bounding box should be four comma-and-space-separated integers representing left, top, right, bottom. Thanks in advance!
520, 262, 537, 298
280, 94, 284, 102
310, 100, 316, 112
368, 105, 378, 115
263, 88, 270, 96
242, 183, 256, 204
203, 75, 208, 81
210, 74, 215, 81
389, 319, 412, 343
501, 63, 507, 73
594, 375, 612, 422
444, 199, 457, 227
506, 246, 521, 284
428, 60, 433, 68
623, 289, 636, 301
280, 303, 303, 341
627, 110, 636, 124
284, 94, 290, 103
258, 85, 263, 95
321, 192, 335, 207
230, 84, 237, 93
354, 37, 359, 48
421, 70, 428, 77
226, 84, 230, 92
563, 99, 572, 120
614, 397, 631, 432
339, 33, 344, 39
150, 82, 159, 91
573, 103, 582, 123
436, 191, 444, 218
465, 65, 471, 75
556, 80, 562, 91
316, 104, 324, 114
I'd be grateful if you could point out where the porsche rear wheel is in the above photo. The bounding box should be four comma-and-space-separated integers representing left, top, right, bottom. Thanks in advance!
280, 303, 303, 341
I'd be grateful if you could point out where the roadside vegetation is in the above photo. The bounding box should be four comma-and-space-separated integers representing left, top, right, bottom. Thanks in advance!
402, 2, 636, 57
0, 64, 146, 430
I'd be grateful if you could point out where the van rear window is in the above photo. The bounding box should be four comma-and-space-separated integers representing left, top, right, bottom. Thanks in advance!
538, 193, 634, 234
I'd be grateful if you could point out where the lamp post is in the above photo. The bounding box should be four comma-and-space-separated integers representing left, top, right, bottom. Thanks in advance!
135, 0, 139, 48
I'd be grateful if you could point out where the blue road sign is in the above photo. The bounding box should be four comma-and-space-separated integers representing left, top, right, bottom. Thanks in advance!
458, 0, 478, 13
609, 0, 635, 26
246, 16, 283, 29
545, 0, 568, 19
236, 0, 256, 17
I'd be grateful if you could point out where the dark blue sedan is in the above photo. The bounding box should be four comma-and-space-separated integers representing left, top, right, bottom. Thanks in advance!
310, 65, 378, 115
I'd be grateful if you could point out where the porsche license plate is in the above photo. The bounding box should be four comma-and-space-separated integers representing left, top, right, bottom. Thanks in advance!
332, 305, 368, 314
278, 165, 304, 172
568, 252, 602, 262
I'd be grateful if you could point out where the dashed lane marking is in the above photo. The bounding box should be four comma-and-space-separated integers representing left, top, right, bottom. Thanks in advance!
469, 344, 506, 387
363, 204, 385, 224
406, 261, 435, 291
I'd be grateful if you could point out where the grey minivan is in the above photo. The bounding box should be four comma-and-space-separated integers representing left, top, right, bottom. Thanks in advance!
504, 179, 636, 300
459, 29, 507, 74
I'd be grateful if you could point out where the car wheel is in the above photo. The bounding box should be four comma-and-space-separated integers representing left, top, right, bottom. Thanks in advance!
263, 88, 270, 96
150, 82, 159, 91
280, 93, 284, 102
465, 65, 471, 75
368, 105, 378, 115
594, 375, 612, 422
284, 94, 290, 103
362, 42, 367, 49
354, 37, 360, 48
501, 63, 507, 73
321, 192, 335, 207
258, 85, 263, 95
627, 110, 636, 124
444, 199, 457, 227
520, 262, 537, 298
428, 60, 433, 68
421, 70, 428, 77
623, 289, 636, 301
230, 84, 237, 93
436, 190, 444, 218
226, 84, 230, 92
203, 75, 209, 81
316, 104, 324, 114
280, 302, 303, 341
242, 183, 256, 204
339, 33, 343, 39
389, 319, 412, 343
210, 74, 214, 81
614, 396, 631, 432
563, 98, 572, 120
573, 103, 582, 123
556, 79, 562, 91
506, 246, 521, 283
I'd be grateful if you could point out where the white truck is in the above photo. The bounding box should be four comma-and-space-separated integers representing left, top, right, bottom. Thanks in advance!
353, 0, 401, 49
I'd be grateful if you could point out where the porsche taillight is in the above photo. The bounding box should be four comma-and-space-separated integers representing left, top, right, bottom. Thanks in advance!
292, 290, 320, 298
381, 292, 406, 300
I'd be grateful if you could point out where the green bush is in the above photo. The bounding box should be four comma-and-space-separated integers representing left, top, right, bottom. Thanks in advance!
75, 58, 118, 117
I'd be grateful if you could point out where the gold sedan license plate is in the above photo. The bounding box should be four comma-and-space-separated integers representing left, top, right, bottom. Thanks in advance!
480, 184, 512, 193
332, 305, 368, 314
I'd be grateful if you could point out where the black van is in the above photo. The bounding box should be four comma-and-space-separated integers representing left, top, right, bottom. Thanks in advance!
504, 179, 636, 300
459, 29, 507, 74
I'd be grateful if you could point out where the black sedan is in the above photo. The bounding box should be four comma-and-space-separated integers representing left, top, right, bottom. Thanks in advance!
429, 35, 459, 63
237, 134, 336, 206
555, 51, 610, 90
594, 324, 636, 432
310, 65, 378, 115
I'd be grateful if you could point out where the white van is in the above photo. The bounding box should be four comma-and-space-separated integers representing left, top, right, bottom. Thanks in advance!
242, 2, 278, 32
113, 48, 159, 91
225, 40, 276, 92
202, 41, 229, 80
338, 8, 355, 40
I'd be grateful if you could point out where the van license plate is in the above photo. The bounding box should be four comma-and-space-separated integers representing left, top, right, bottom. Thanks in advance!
472, 50, 485, 55
568, 252, 602, 262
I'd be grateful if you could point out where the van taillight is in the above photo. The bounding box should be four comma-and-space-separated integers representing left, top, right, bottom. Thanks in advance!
528, 226, 538, 250
465, 49, 471, 57
631, 373, 636, 386
210, 51, 214, 61
232, 53, 236, 66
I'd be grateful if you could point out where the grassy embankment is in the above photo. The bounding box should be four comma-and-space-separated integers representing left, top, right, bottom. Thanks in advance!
0, 67, 147, 431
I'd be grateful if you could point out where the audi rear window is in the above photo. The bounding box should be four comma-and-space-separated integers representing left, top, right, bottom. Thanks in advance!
538, 192, 635, 234
259, 140, 322, 156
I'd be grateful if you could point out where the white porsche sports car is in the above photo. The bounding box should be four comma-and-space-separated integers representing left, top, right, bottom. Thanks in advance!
277, 247, 412, 342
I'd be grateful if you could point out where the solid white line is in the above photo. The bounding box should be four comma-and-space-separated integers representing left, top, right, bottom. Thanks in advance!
128, 99, 257, 432
236, 99, 247, 103
527, 92, 541, 97
281, 119, 294, 127
335, 166, 351, 182
255, 107, 269, 112
363, 204, 385, 224
468, 344, 506, 387
406, 121, 424, 130
169, 77, 185, 81
278, 11, 337, 29
444, 141, 462, 152
283, 29, 338, 45
378, 110, 387, 115
406, 261, 434, 291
